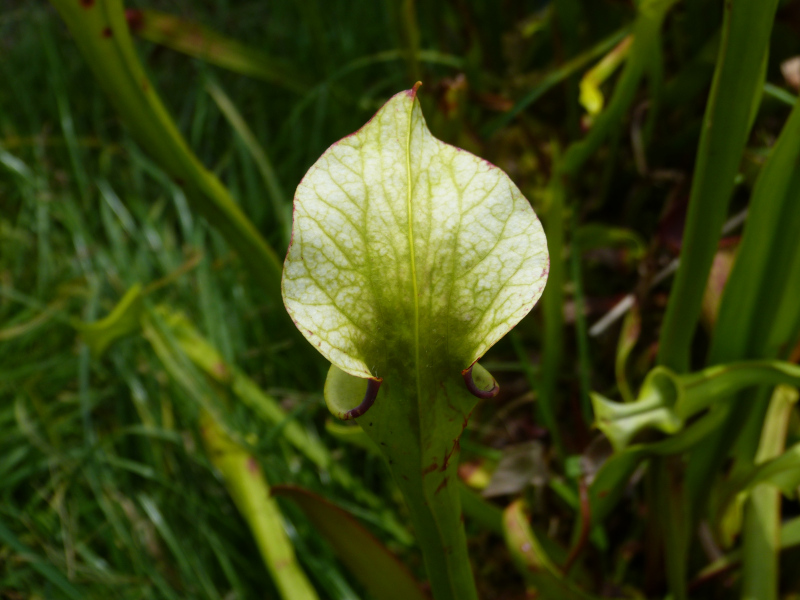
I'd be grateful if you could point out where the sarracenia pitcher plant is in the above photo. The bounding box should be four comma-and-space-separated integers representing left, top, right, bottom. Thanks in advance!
281, 84, 549, 599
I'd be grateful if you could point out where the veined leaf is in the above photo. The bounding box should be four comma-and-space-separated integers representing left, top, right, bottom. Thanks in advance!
282, 84, 548, 381
282, 85, 548, 600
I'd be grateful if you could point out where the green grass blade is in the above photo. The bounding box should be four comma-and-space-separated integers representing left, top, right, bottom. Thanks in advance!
0, 517, 85, 600
205, 80, 291, 246
48, 0, 285, 301
570, 210, 593, 423
539, 168, 566, 458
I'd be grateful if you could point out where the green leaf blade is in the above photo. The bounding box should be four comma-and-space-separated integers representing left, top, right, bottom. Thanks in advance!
282, 86, 548, 381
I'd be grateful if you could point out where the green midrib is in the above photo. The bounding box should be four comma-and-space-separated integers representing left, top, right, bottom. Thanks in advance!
402, 92, 469, 600
404, 94, 423, 409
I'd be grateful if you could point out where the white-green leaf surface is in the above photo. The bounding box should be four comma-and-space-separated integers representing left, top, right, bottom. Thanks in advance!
282, 85, 548, 381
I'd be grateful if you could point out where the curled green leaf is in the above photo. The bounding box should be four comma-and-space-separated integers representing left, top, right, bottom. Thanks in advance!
593, 360, 800, 452
75, 283, 144, 358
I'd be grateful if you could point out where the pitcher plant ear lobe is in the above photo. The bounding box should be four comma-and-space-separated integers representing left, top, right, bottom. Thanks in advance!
342, 378, 382, 420
462, 365, 499, 399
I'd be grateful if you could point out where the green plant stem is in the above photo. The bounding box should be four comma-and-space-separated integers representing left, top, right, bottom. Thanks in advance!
397, 472, 476, 600
652, 457, 688, 600
362, 383, 479, 600
651, 7, 778, 594
325, 368, 481, 600
199, 414, 320, 600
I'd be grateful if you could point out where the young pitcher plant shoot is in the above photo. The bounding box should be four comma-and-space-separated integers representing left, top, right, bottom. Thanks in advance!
282, 84, 549, 599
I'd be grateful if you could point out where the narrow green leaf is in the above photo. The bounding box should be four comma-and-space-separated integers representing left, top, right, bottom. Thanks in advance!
272, 485, 428, 600
657, 0, 780, 372
741, 386, 798, 600
539, 166, 566, 456
205, 80, 291, 245
686, 93, 800, 511
709, 93, 800, 365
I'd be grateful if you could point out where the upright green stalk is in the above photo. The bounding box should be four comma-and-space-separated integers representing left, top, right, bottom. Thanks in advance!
358, 377, 478, 600
657, 0, 779, 372
198, 414, 320, 600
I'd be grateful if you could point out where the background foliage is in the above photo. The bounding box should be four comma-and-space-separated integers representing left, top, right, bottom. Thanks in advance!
2, 0, 800, 598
